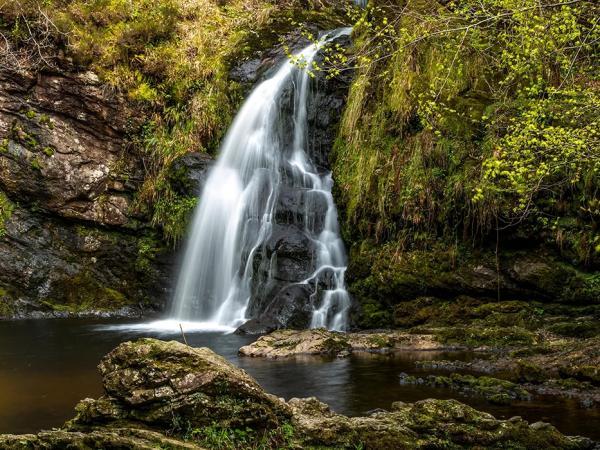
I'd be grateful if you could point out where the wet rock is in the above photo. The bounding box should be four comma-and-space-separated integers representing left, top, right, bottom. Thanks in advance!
238, 329, 459, 358
169, 152, 213, 197
397, 372, 532, 405
288, 396, 595, 449
235, 317, 279, 335
0, 206, 172, 318
239, 29, 353, 330
0, 62, 177, 318
275, 187, 328, 234
73, 338, 291, 430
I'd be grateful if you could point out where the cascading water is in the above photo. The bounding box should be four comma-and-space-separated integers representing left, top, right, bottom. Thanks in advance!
170, 28, 352, 332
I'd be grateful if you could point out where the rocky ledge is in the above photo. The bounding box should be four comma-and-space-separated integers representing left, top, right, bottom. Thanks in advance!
2, 338, 595, 449
238, 328, 462, 358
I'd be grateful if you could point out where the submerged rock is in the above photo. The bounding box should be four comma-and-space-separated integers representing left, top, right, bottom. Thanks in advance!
0, 338, 595, 449
238, 328, 464, 358
398, 372, 532, 405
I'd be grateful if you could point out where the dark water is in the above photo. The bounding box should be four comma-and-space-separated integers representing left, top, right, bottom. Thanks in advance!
0, 318, 598, 440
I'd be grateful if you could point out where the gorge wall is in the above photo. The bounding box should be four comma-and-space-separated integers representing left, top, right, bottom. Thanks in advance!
1, 0, 597, 327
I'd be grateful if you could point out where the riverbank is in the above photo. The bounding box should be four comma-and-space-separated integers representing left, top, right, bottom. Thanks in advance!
1, 338, 596, 449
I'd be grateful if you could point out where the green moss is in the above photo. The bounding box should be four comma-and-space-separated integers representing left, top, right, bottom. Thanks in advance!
136, 233, 163, 273
0, 191, 14, 238
548, 321, 600, 338
25, 109, 36, 119
322, 335, 350, 354
400, 373, 531, 405
30, 157, 42, 170
42, 146, 55, 157
515, 361, 546, 383
44, 271, 130, 313
0, 287, 15, 317
437, 325, 536, 348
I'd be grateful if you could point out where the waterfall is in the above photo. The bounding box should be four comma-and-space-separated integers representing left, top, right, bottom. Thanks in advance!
170, 28, 352, 332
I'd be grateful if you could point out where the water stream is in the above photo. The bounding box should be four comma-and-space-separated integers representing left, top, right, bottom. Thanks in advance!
169, 29, 352, 332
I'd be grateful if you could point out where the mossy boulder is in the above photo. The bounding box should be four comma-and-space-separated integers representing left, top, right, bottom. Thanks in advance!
289, 396, 594, 449
0, 428, 198, 450
398, 372, 532, 405
73, 339, 291, 431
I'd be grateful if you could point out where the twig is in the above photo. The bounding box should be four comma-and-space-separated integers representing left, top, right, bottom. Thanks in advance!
179, 323, 188, 346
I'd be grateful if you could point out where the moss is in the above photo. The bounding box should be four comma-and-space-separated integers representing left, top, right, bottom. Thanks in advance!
44, 271, 130, 313
0, 191, 14, 238
42, 146, 55, 157
332, 0, 599, 327
30, 156, 42, 170
437, 325, 536, 348
0, 287, 15, 317
399, 373, 531, 405
136, 233, 163, 274
515, 361, 546, 383
322, 335, 351, 354
547, 321, 600, 338
356, 302, 392, 328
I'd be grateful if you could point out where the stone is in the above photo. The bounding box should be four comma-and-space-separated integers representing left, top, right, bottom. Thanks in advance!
0, 68, 140, 225
0, 428, 202, 449
72, 338, 291, 430
238, 329, 456, 358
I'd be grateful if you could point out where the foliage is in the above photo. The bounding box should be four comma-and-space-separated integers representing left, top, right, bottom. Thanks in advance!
184, 422, 296, 450
329, 0, 599, 267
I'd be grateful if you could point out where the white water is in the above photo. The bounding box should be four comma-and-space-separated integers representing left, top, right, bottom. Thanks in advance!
169, 28, 352, 332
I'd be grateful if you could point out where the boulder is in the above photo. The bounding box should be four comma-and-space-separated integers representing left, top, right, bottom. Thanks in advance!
0, 428, 200, 449
72, 338, 291, 430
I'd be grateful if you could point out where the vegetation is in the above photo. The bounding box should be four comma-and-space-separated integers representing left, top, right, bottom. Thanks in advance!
399, 372, 531, 405
1, 0, 347, 243
0, 191, 14, 238
322, 0, 599, 277
181, 422, 296, 450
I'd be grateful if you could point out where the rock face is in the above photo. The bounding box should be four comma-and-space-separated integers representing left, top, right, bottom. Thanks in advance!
0, 338, 595, 449
238, 328, 459, 358
0, 69, 139, 225
0, 64, 184, 318
0, 206, 172, 318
